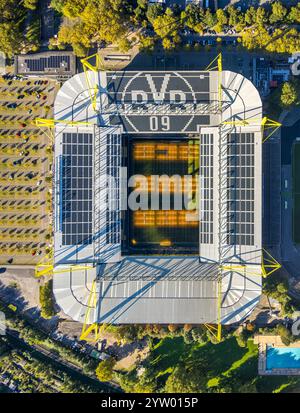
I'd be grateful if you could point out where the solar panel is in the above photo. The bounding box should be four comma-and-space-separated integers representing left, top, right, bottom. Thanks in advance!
61, 132, 93, 245
106, 134, 121, 244
25, 55, 71, 72
200, 133, 214, 244
227, 133, 255, 246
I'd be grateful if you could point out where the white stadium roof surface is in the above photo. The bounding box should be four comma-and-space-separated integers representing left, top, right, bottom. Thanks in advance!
53, 68, 263, 328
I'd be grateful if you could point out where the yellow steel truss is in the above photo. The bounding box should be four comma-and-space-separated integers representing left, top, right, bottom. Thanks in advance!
222, 116, 281, 143
34, 118, 93, 128
80, 53, 103, 112
220, 250, 281, 279
262, 248, 282, 278
206, 53, 223, 112
53, 265, 94, 274
203, 268, 223, 343
217, 273, 222, 341
35, 250, 54, 277
207, 249, 281, 341
79, 278, 109, 343
204, 322, 222, 343
80, 279, 99, 342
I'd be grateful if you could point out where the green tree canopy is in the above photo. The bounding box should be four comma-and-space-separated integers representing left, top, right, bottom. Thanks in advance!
95, 357, 116, 382
280, 82, 298, 107
270, 1, 288, 24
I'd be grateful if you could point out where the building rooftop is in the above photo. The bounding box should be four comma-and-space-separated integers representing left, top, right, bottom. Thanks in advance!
15, 51, 76, 79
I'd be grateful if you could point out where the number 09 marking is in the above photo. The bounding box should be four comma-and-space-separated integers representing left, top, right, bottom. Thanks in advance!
150, 116, 170, 131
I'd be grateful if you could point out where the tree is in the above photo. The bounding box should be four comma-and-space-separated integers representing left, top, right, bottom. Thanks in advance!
23, 0, 38, 10
244, 6, 256, 26
276, 324, 294, 346
203, 9, 217, 28
183, 4, 205, 33
280, 82, 298, 107
50, 0, 64, 13
165, 362, 207, 392
215, 9, 227, 32
39, 280, 55, 319
117, 370, 157, 393
255, 6, 268, 26
138, 35, 155, 52
118, 37, 132, 53
81, 0, 130, 44
56, 22, 90, 57
277, 282, 289, 294
289, 4, 300, 23
61, 0, 87, 18
191, 327, 207, 344
152, 8, 181, 40
146, 3, 164, 23
235, 328, 250, 348
168, 324, 179, 333
0, 23, 21, 57
115, 325, 139, 343
227, 5, 239, 27
269, 1, 287, 24
133, 0, 148, 23
183, 324, 193, 332
95, 357, 116, 382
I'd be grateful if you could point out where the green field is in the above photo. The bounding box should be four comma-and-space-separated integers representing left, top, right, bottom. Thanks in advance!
119, 336, 300, 393
293, 143, 300, 244
127, 139, 199, 254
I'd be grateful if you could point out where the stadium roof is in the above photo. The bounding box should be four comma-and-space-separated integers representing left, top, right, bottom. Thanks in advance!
53, 69, 263, 326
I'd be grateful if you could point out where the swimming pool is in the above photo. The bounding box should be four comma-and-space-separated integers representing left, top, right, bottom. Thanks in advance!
266, 346, 300, 370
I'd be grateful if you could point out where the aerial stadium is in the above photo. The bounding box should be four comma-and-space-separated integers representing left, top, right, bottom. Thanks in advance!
39, 54, 281, 342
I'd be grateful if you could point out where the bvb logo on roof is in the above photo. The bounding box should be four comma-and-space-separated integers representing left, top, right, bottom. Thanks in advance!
122, 72, 197, 133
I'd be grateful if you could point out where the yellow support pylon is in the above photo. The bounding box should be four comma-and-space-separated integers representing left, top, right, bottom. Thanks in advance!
262, 248, 281, 278
53, 265, 94, 275
206, 53, 223, 112
222, 116, 281, 143
217, 271, 222, 342
80, 279, 101, 342
80, 53, 103, 112
261, 117, 282, 143
35, 249, 54, 277
34, 118, 93, 128
35, 264, 53, 277
203, 267, 222, 343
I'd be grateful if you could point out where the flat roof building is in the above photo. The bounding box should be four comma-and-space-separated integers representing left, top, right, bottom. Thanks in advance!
52, 67, 263, 329
15, 51, 76, 80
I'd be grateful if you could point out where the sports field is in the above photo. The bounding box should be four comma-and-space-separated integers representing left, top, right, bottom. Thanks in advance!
126, 138, 199, 254
293, 143, 300, 244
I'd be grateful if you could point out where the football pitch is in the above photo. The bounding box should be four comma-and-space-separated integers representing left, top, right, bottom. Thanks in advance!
127, 138, 200, 254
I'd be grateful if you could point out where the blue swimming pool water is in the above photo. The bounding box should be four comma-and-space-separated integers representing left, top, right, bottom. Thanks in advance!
266, 346, 300, 370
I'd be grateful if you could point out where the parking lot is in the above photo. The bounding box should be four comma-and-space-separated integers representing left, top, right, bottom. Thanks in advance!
0, 75, 58, 265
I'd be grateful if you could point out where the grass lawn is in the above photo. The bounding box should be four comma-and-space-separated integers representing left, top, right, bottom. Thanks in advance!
138, 336, 300, 393
149, 336, 188, 377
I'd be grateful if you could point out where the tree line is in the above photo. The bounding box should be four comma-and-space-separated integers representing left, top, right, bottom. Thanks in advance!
0, 0, 39, 57
1, 1, 300, 58
48, 0, 300, 55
